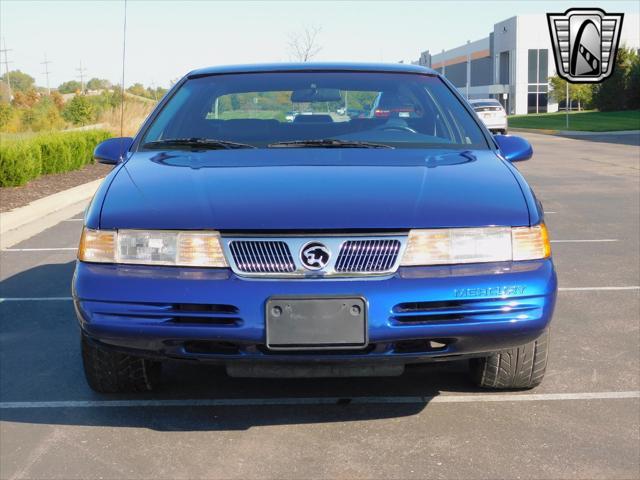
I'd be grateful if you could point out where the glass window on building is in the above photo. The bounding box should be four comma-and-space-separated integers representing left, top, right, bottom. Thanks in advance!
538, 50, 548, 83
528, 50, 537, 83
499, 51, 510, 85
527, 49, 549, 113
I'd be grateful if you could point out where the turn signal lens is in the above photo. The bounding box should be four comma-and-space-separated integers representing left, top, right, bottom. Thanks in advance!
512, 224, 551, 261
401, 229, 451, 265
78, 228, 116, 263
177, 232, 228, 267
401, 224, 551, 266
78, 229, 227, 267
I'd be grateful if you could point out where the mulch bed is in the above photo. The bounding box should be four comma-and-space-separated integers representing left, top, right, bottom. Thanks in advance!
0, 163, 114, 213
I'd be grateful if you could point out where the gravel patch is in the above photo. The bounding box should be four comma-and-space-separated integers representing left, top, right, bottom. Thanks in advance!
0, 163, 113, 212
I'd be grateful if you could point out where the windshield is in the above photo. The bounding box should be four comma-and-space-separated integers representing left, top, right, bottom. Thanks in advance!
141, 71, 489, 150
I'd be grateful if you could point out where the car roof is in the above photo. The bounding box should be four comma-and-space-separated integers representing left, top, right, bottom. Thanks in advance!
188, 62, 438, 77
469, 98, 501, 104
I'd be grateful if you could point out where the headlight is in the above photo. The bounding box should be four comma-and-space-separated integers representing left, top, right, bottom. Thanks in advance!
401, 224, 550, 266
78, 228, 228, 267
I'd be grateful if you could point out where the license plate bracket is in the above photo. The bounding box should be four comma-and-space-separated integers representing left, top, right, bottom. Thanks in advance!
266, 296, 367, 350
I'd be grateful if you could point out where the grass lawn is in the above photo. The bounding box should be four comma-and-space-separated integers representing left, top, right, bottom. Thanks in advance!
508, 110, 640, 132
0, 131, 40, 141
216, 110, 287, 122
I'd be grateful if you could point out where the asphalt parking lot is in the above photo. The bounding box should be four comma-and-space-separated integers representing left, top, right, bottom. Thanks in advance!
1, 131, 639, 480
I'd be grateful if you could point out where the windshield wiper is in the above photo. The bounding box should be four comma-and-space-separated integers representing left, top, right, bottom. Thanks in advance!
268, 139, 394, 149
142, 138, 256, 150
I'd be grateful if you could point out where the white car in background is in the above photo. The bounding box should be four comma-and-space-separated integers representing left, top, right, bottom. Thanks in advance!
469, 98, 508, 134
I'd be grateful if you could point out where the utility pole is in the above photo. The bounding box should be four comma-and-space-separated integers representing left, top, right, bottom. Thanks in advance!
41, 54, 52, 95
76, 61, 87, 94
0, 37, 13, 98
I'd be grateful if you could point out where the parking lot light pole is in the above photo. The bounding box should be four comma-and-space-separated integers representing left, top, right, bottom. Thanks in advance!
566, 81, 569, 130
466, 40, 470, 99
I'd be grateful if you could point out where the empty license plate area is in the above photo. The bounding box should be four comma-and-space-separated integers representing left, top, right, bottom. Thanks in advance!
266, 296, 367, 350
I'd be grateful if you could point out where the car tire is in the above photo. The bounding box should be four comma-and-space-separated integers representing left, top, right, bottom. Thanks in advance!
469, 329, 549, 389
81, 333, 161, 393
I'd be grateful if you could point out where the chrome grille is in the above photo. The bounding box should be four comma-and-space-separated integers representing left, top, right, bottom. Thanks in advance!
335, 239, 401, 273
229, 241, 295, 273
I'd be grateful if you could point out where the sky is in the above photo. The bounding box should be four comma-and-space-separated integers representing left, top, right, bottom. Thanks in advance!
1, 0, 639, 89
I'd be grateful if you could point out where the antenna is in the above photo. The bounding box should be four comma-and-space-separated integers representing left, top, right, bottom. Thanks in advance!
41, 54, 52, 95
76, 61, 87, 93
120, 0, 128, 137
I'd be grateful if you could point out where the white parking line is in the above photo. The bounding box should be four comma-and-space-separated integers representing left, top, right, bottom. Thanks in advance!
558, 286, 640, 291
1, 247, 77, 252
63, 218, 85, 222
0, 297, 74, 301
551, 239, 618, 243
0, 391, 638, 409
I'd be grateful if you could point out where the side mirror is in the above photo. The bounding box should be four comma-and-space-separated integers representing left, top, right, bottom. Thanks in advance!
93, 137, 134, 165
494, 134, 533, 162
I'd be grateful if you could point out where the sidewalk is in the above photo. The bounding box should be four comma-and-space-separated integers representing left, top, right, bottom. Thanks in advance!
0, 179, 102, 249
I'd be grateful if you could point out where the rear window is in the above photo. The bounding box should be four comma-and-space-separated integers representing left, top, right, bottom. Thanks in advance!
142, 71, 489, 150
471, 100, 503, 109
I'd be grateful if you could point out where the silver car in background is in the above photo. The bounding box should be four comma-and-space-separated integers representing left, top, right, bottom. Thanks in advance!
469, 98, 508, 134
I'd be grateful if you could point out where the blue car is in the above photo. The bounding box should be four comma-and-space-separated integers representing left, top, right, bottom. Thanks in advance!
74, 63, 557, 392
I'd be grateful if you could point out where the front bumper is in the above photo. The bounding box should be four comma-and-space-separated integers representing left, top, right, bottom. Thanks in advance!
73, 259, 557, 363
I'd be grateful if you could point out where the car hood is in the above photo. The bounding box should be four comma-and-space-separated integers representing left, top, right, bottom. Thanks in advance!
100, 148, 529, 230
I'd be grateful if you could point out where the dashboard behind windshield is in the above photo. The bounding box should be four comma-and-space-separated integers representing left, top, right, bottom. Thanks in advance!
141, 71, 490, 150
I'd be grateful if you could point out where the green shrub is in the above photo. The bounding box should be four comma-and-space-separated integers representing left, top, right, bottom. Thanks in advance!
36, 133, 72, 174
0, 129, 111, 186
0, 141, 41, 186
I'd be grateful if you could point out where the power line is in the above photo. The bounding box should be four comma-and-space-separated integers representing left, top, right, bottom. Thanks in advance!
76, 60, 87, 94
41, 54, 52, 95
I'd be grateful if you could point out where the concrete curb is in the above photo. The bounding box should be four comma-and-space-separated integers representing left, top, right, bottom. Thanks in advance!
557, 129, 640, 136
0, 178, 103, 249
510, 127, 559, 135
511, 128, 640, 136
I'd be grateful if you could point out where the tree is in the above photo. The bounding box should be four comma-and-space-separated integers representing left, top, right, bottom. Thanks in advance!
0, 102, 15, 129
62, 95, 94, 125
86, 78, 112, 91
50, 91, 65, 110
0, 70, 35, 93
0, 81, 12, 103
12, 89, 39, 108
150, 86, 168, 101
58, 80, 82, 94
288, 25, 322, 62
592, 46, 636, 112
20, 96, 64, 131
548, 76, 593, 111
626, 51, 640, 110
127, 83, 147, 97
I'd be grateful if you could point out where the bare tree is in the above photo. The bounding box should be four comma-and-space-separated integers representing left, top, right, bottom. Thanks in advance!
288, 25, 322, 62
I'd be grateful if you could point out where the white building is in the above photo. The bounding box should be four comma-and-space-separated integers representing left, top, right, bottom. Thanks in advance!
415, 14, 640, 115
